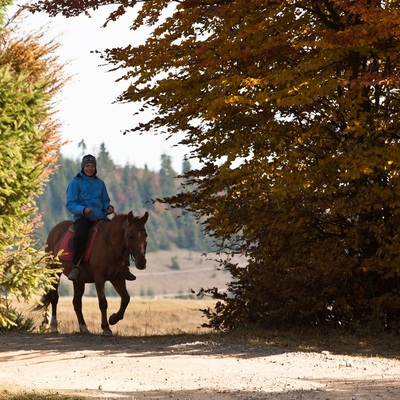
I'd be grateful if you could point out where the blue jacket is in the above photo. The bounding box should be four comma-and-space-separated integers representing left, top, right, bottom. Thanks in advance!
66, 171, 113, 222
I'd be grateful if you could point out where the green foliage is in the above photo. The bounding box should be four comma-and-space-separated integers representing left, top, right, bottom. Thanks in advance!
169, 256, 180, 270
0, 4, 65, 329
0, 298, 35, 333
160, 154, 177, 197
0, 0, 12, 26
0, 391, 83, 400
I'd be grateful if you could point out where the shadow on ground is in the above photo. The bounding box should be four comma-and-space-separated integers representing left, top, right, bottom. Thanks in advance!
63, 379, 400, 400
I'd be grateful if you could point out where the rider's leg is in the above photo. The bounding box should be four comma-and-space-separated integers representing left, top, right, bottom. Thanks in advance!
68, 218, 94, 281
124, 268, 136, 281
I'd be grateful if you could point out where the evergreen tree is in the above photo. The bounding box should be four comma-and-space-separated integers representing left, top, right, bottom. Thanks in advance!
139, 165, 161, 207
77, 139, 87, 157
0, 2, 65, 327
120, 164, 144, 215
159, 154, 176, 198
35, 155, 77, 243
97, 143, 116, 173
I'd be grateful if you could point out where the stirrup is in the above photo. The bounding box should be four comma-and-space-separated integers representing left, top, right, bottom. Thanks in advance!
68, 266, 81, 281
125, 268, 136, 281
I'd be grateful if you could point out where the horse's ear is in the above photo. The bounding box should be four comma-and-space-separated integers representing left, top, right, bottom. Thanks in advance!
141, 211, 149, 224
127, 211, 134, 224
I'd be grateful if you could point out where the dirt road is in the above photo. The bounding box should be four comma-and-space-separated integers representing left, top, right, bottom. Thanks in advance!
1, 333, 399, 399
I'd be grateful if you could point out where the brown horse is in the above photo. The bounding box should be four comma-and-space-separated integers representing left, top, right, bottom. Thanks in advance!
37, 211, 149, 335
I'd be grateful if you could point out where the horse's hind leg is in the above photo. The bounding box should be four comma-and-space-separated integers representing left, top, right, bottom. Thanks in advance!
37, 271, 60, 334
109, 278, 130, 326
39, 288, 59, 334
72, 282, 90, 333
49, 288, 60, 333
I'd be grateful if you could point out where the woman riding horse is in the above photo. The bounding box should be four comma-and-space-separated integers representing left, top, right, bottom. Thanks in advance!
40, 210, 149, 335
66, 154, 135, 281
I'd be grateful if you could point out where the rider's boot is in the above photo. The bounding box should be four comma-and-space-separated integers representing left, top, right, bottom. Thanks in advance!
125, 268, 136, 281
68, 265, 80, 281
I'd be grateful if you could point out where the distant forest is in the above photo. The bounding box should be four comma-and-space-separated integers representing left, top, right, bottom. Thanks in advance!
35, 144, 214, 252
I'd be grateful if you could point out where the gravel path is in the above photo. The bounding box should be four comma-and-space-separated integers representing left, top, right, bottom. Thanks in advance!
0, 333, 399, 399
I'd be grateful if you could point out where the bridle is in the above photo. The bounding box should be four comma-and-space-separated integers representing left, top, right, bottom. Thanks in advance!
98, 224, 128, 261
124, 227, 147, 262
98, 221, 146, 263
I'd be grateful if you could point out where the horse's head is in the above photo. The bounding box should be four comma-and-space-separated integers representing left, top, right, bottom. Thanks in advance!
125, 211, 149, 270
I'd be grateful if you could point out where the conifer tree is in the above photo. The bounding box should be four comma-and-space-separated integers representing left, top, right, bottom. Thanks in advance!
0, 3, 65, 327
159, 154, 176, 198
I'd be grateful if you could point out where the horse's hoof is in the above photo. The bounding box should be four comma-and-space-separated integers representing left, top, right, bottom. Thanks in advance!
109, 313, 119, 325
102, 329, 113, 336
50, 317, 58, 333
79, 324, 90, 334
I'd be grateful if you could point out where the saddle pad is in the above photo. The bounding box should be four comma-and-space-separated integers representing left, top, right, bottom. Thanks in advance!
57, 230, 74, 262
57, 225, 100, 263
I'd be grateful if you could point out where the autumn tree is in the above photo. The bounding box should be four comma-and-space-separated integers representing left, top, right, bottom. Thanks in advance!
0, 2, 65, 328
32, 0, 400, 331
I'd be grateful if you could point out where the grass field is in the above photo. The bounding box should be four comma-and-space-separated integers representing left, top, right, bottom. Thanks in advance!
10, 247, 229, 336
13, 297, 217, 336
56, 248, 239, 299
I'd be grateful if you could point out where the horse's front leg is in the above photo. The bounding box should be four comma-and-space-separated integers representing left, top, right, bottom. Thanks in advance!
109, 277, 130, 326
95, 280, 112, 336
72, 282, 90, 334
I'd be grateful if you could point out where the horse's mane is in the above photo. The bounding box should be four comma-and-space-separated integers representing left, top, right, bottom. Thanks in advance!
112, 213, 128, 223
108, 212, 142, 225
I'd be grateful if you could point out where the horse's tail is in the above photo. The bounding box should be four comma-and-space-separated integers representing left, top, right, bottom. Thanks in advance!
31, 290, 57, 333
32, 219, 69, 314
32, 291, 53, 312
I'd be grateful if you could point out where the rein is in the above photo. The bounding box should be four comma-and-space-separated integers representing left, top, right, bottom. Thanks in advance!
88, 212, 130, 262
98, 219, 145, 263
98, 223, 129, 262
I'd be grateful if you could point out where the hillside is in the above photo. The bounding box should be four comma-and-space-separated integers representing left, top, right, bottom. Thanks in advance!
37, 153, 213, 253
60, 248, 247, 298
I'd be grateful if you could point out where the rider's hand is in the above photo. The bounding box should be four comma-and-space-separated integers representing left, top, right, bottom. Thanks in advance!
84, 207, 92, 215
106, 206, 114, 214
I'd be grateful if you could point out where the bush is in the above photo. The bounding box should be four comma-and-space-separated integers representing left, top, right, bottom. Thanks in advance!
0, 298, 35, 333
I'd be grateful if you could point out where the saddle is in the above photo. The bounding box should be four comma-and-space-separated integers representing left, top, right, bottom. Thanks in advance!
57, 222, 101, 263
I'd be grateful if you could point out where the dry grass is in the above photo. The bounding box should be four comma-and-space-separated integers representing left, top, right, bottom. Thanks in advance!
0, 391, 82, 400
9, 296, 400, 359
9, 248, 227, 336
13, 297, 216, 336
52, 248, 245, 299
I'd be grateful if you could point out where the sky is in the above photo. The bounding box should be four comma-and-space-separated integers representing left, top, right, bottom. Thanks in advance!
10, 3, 192, 172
